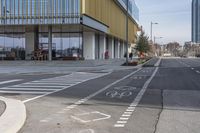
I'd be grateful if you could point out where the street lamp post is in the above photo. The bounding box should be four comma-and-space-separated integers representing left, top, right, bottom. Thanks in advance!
154, 36, 163, 57
150, 22, 158, 42
126, 0, 129, 65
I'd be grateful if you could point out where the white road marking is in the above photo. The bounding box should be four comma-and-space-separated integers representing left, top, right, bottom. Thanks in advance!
120, 117, 129, 120
117, 121, 127, 124
114, 124, 125, 127
196, 71, 200, 74
114, 67, 159, 128
0, 91, 48, 94
23, 82, 72, 85
13, 85, 66, 88
155, 58, 161, 67
40, 68, 142, 122
0, 88, 59, 91
0, 79, 22, 85
71, 111, 111, 123
22, 72, 110, 103
191, 68, 194, 70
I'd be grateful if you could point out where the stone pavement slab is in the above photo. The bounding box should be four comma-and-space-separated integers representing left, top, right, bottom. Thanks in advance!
155, 90, 200, 133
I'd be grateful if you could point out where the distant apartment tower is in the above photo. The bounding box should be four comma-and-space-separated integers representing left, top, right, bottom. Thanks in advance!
192, 0, 200, 43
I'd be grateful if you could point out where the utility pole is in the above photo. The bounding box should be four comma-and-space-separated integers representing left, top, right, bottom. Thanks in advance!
126, 0, 129, 65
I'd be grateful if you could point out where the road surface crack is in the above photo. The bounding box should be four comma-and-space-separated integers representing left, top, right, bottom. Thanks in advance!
153, 89, 163, 133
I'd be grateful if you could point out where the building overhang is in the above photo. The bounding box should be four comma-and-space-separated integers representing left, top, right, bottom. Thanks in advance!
81, 15, 109, 34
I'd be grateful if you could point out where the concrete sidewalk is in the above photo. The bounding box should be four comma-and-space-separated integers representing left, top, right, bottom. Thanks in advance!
0, 97, 26, 133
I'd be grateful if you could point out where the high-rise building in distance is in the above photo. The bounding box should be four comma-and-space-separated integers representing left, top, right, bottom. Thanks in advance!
192, 0, 200, 43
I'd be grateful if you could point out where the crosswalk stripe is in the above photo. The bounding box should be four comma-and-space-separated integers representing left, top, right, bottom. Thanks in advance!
12, 85, 66, 88
0, 88, 59, 91
23, 83, 73, 86
0, 72, 108, 96
0, 91, 48, 94
0, 79, 22, 85
32, 81, 80, 84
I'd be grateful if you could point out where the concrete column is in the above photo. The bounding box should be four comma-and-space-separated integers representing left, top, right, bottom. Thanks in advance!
108, 37, 114, 59
122, 42, 125, 58
25, 27, 39, 60
99, 35, 106, 59
48, 26, 52, 61
83, 32, 95, 60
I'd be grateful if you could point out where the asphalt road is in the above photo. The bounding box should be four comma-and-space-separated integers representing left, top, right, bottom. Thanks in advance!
0, 58, 200, 133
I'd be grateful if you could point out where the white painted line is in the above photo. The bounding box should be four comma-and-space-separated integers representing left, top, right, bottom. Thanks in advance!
117, 121, 127, 124
120, 117, 129, 120
92, 112, 111, 122
114, 124, 125, 128
0, 79, 22, 85
114, 67, 159, 128
41, 69, 142, 122
124, 112, 132, 114
13, 85, 66, 88
0, 91, 47, 94
122, 114, 131, 117
196, 71, 200, 74
191, 68, 194, 70
0, 88, 59, 91
23, 82, 72, 86
155, 58, 161, 67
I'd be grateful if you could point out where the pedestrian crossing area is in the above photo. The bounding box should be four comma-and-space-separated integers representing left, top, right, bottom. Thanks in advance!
0, 72, 108, 95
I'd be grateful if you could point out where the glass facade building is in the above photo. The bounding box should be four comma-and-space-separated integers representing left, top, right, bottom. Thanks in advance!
192, 0, 200, 43
0, 0, 80, 25
0, 0, 139, 60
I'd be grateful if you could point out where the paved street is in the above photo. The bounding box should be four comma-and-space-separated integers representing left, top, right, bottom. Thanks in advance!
0, 58, 200, 133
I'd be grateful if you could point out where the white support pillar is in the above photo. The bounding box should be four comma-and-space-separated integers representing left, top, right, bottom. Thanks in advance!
114, 39, 119, 59
108, 37, 114, 59
25, 32, 35, 60
120, 41, 124, 58
83, 32, 95, 60
99, 35, 106, 59
25, 27, 39, 60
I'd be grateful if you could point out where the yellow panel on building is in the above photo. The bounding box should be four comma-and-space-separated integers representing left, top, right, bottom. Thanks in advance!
81, 0, 139, 43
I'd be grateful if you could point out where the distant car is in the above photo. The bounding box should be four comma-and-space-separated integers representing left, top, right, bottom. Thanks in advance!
196, 54, 200, 58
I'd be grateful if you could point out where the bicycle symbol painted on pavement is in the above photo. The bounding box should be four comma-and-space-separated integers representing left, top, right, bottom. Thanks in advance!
106, 86, 136, 99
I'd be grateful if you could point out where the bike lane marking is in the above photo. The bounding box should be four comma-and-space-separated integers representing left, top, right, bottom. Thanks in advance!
114, 67, 159, 128
40, 68, 142, 123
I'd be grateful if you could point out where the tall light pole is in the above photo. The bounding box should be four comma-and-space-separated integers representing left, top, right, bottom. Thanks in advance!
126, 0, 129, 65
150, 22, 158, 42
154, 36, 163, 57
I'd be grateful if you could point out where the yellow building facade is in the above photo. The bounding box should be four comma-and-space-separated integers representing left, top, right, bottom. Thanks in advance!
81, 0, 139, 44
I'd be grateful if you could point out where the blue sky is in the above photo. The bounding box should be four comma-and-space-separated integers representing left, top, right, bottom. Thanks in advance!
135, 0, 192, 45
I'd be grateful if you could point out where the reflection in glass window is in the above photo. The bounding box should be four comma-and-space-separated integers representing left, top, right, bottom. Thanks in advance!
39, 32, 82, 60
0, 33, 25, 60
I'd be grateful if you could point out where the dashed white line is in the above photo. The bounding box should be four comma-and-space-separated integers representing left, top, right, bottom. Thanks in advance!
40, 68, 142, 123
114, 67, 159, 128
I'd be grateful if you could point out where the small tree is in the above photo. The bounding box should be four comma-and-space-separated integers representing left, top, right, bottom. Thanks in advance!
135, 31, 150, 58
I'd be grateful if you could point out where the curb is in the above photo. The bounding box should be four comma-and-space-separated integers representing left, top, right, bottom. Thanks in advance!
0, 97, 26, 133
